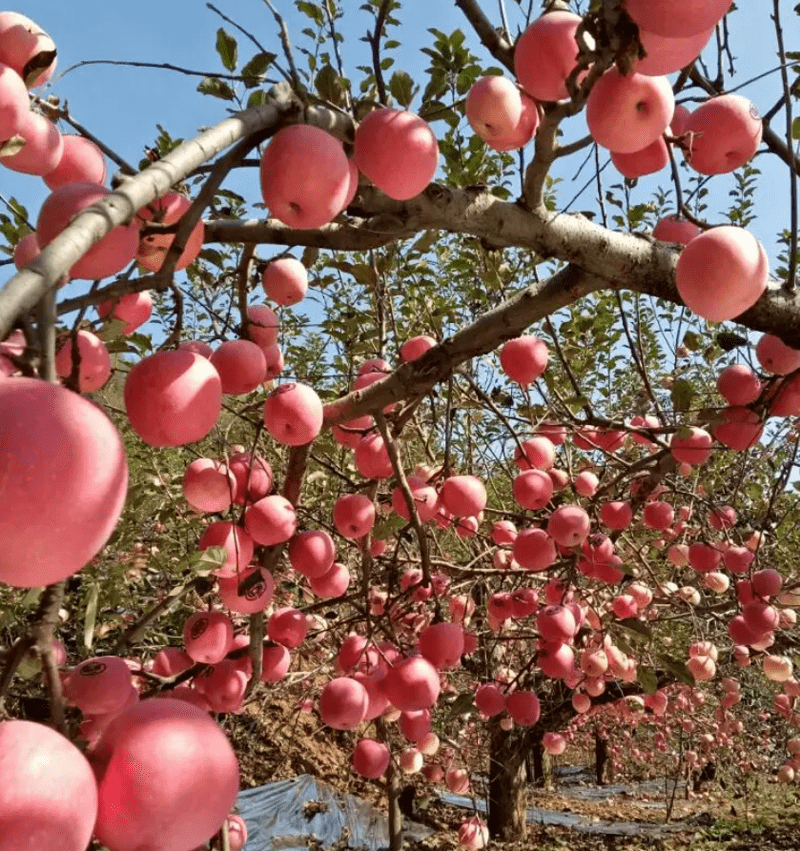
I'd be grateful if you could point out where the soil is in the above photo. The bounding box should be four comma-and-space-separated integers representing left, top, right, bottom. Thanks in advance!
224, 696, 800, 851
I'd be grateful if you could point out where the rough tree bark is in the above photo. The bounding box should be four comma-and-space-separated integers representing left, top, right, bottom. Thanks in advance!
487, 722, 529, 840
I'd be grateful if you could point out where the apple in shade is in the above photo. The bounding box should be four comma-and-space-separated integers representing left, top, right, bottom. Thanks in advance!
36, 182, 140, 280
610, 136, 669, 178
246, 304, 280, 348
675, 225, 768, 322
182, 458, 236, 513
309, 561, 351, 598
261, 643, 291, 682
98, 290, 153, 334
268, 607, 308, 648
263, 382, 324, 446
44, 134, 107, 188
474, 683, 507, 717
514, 12, 583, 102
586, 69, 674, 154
288, 529, 336, 578
333, 493, 376, 538
353, 739, 391, 778
383, 657, 441, 711
0, 719, 98, 851
506, 690, 541, 726
260, 124, 351, 228
500, 335, 548, 384
713, 406, 763, 450
684, 94, 762, 175
262, 342, 285, 379
224, 814, 248, 851
13, 231, 39, 270
0, 110, 63, 175
624, 0, 732, 39
465, 76, 523, 141
125, 349, 222, 446
0, 11, 57, 87
55, 330, 111, 392
634, 25, 714, 77
217, 565, 274, 614
354, 432, 394, 479
354, 108, 439, 200
319, 677, 369, 729
400, 334, 437, 362
756, 333, 800, 374
0, 62, 30, 139
652, 215, 701, 244
135, 192, 205, 272
64, 656, 135, 716
91, 698, 240, 851
262, 257, 308, 306
0, 378, 128, 588
392, 476, 438, 522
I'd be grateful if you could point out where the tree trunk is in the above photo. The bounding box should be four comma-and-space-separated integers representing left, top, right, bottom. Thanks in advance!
488, 723, 528, 840
595, 732, 608, 785
526, 732, 546, 788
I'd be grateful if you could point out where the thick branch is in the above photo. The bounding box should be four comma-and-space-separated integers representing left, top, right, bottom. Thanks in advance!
0, 102, 353, 340
454, 0, 515, 71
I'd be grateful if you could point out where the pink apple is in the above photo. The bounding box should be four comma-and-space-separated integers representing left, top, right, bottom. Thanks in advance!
319, 677, 369, 730
514, 12, 583, 102
610, 136, 669, 177
55, 330, 111, 392
244, 495, 297, 546
262, 257, 308, 306
383, 657, 441, 711
0, 12, 57, 87
36, 182, 140, 280
92, 699, 239, 851
635, 25, 714, 76
333, 493, 376, 539
210, 340, 267, 395
0, 378, 127, 588
354, 108, 439, 200
0, 719, 98, 851
586, 69, 674, 154
439, 475, 487, 517
353, 738, 390, 778
505, 690, 541, 726
547, 504, 590, 547
217, 566, 274, 614
0, 109, 62, 175
684, 94, 762, 175
652, 215, 701, 244
624, 0, 733, 38
717, 364, 761, 405
263, 382, 323, 446
44, 134, 107, 188
756, 333, 800, 375
198, 521, 254, 578
125, 350, 222, 446
670, 426, 713, 465
260, 124, 351, 228
400, 334, 437, 362
465, 75, 523, 141
246, 304, 280, 348
98, 291, 153, 335
183, 611, 234, 664
268, 607, 308, 648
500, 335, 548, 385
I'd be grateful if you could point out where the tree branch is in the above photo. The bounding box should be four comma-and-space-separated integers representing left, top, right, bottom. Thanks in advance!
454, 0, 515, 71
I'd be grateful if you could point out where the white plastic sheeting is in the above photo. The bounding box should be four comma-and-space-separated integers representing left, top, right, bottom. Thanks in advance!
235, 774, 433, 850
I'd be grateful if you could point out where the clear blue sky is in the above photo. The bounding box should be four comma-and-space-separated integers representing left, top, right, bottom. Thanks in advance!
0, 1, 791, 290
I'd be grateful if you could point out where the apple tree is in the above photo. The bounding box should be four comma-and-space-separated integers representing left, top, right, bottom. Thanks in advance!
1, 2, 800, 850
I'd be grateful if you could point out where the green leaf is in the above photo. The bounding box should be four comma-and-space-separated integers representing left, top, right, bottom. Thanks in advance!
716, 331, 749, 351
197, 77, 236, 101
315, 64, 348, 107
17, 653, 41, 680
447, 691, 476, 717
241, 52, 275, 87
215, 28, 238, 72
658, 653, 695, 687
23, 48, 56, 88
246, 89, 269, 109
617, 618, 652, 641
682, 330, 701, 351
84, 582, 99, 651
637, 666, 658, 695
388, 70, 415, 107
183, 546, 228, 576
793, 116, 800, 140
671, 378, 694, 412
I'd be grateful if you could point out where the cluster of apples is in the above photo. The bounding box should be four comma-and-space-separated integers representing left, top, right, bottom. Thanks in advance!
0, 699, 243, 851
259, 105, 439, 229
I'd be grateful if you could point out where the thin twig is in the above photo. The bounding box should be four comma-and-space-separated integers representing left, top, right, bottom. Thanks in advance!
261, 0, 302, 92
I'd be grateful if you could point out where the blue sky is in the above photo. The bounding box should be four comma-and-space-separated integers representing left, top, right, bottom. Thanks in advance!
0, 1, 792, 292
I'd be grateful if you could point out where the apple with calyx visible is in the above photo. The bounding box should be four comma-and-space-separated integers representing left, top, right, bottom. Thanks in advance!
260, 124, 351, 228
586, 69, 674, 154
